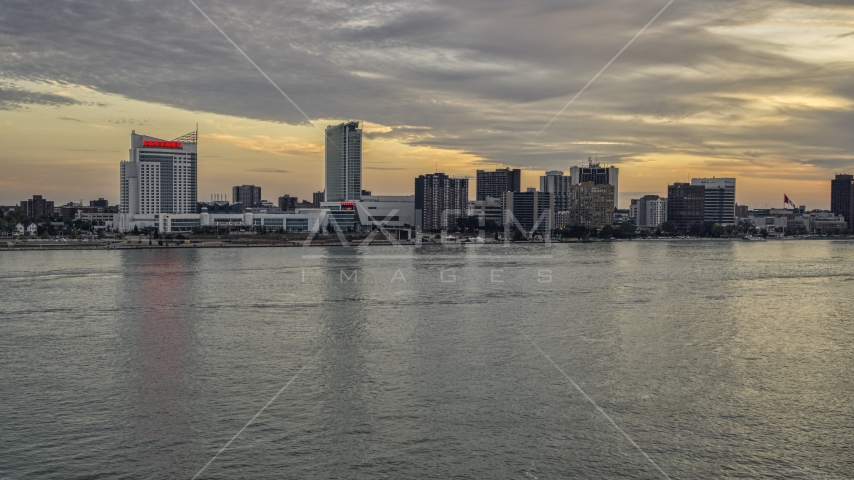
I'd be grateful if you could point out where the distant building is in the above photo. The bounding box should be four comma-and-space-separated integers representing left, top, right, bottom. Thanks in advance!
59, 203, 101, 220
20, 195, 55, 219
476, 167, 521, 201
667, 183, 705, 232
325, 121, 362, 202
312, 191, 325, 207
361, 189, 372, 197
120, 130, 198, 215
504, 190, 554, 236
562, 182, 614, 229
634, 195, 667, 230
318, 195, 416, 232
735, 204, 749, 218
468, 197, 504, 227
691, 177, 736, 225
540, 170, 572, 220
196, 201, 244, 214
76, 211, 115, 224
415, 173, 469, 231
89, 198, 109, 208
570, 158, 619, 209
830, 174, 854, 227
278, 195, 298, 212
232, 185, 262, 208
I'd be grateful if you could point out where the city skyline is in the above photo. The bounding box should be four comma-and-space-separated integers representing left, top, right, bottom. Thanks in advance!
2, 1, 854, 208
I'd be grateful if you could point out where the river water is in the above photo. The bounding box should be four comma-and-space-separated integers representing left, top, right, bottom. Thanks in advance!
1, 241, 853, 479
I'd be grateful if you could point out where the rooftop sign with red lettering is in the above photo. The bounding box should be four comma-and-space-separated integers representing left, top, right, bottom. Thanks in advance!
142, 140, 182, 149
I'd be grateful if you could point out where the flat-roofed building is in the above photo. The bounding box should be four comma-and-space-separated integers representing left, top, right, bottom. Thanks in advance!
415, 173, 469, 231
21, 195, 55, 219
325, 121, 362, 202
468, 197, 504, 227
476, 168, 521, 201
830, 174, 854, 227
634, 195, 667, 230
691, 177, 736, 225
564, 182, 614, 229
504, 190, 554, 236
667, 183, 705, 232
232, 185, 262, 208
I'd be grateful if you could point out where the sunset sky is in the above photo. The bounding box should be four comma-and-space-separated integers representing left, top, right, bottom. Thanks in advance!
1, 0, 853, 209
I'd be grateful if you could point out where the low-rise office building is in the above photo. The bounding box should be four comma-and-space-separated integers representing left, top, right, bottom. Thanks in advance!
157, 210, 330, 234
468, 197, 504, 227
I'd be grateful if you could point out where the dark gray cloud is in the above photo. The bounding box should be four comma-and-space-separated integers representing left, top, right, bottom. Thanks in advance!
0, 83, 87, 110
0, 0, 852, 174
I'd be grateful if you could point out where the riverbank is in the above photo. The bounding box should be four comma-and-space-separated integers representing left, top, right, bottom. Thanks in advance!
2, 236, 852, 251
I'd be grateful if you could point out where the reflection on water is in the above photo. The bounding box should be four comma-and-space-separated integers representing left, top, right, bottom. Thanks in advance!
1, 242, 853, 479
124, 249, 196, 475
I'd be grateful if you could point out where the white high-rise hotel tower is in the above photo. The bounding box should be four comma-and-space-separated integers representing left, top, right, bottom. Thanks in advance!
324, 121, 362, 202
120, 130, 198, 215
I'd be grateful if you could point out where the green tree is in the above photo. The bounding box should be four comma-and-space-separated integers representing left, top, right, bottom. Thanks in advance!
710, 224, 726, 238
739, 220, 756, 235
615, 221, 637, 239
599, 224, 615, 239
689, 222, 704, 237
661, 221, 678, 236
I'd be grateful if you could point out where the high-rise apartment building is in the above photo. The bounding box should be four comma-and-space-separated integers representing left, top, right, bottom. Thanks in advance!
634, 195, 667, 230
232, 185, 262, 208
325, 121, 362, 202
119, 130, 198, 215
89, 198, 109, 208
564, 182, 614, 229
569, 158, 619, 209
20, 195, 55, 219
540, 170, 572, 217
415, 173, 469, 231
312, 191, 325, 207
830, 174, 854, 226
278, 194, 297, 212
476, 168, 521, 201
691, 177, 736, 225
735, 204, 749, 218
667, 183, 705, 232
504, 190, 554, 236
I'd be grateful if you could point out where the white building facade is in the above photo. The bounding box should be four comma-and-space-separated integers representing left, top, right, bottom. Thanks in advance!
120, 130, 198, 216
158, 211, 329, 234
691, 177, 736, 225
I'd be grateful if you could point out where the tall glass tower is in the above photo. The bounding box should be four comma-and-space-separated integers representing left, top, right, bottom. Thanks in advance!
325, 121, 362, 202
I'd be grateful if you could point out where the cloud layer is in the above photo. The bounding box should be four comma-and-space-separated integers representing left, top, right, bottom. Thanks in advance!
1, 0, 853, 202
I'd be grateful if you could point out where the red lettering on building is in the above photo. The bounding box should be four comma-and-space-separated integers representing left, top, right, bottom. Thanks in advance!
142, 139, 182, 149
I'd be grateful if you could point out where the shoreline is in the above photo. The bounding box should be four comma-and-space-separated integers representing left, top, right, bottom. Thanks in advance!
2, 236, 852, 252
